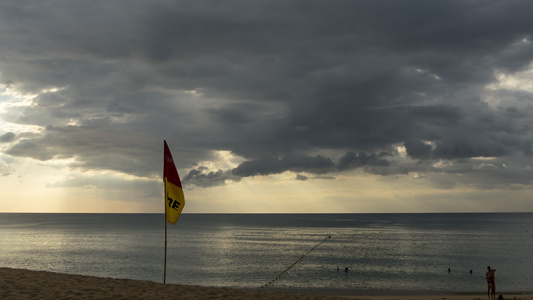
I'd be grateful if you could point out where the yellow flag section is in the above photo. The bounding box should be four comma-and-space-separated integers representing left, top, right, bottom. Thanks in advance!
163, 140, 185, 224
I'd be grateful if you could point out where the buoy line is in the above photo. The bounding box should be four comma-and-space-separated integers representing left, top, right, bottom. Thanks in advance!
259, 235, 331, 289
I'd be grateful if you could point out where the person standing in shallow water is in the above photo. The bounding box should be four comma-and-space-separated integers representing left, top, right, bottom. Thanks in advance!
486, 266, 496, 299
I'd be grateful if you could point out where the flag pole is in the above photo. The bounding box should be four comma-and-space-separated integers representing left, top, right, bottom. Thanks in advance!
164, 180, 168, 284
163, 140, 186, 285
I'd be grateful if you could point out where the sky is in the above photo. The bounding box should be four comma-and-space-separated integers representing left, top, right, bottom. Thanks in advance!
1, 1, 533, 213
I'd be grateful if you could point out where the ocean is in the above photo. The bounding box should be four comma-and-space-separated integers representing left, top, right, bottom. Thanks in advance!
1, 213, 532, 295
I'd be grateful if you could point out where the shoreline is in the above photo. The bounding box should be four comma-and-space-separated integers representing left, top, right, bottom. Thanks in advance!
266, 287, 533, 299
1, 268, 532, 300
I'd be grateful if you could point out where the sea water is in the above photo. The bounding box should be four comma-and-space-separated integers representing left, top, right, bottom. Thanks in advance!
0, 213, 532, 295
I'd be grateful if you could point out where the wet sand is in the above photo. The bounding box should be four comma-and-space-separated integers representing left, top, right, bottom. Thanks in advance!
0, 268, 530, 300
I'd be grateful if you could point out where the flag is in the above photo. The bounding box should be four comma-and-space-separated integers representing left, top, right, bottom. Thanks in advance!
163, 140, 185, 224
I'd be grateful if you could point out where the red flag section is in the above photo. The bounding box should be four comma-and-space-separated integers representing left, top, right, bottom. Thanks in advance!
163, 140, 185, 224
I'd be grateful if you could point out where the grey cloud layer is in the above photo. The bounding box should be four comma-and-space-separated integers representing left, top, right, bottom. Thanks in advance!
1, 0, 533, 189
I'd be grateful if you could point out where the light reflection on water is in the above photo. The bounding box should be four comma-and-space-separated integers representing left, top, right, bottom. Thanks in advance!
1, 213, 532, 294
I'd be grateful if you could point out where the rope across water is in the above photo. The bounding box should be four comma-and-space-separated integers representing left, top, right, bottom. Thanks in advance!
260, 235, 331, 289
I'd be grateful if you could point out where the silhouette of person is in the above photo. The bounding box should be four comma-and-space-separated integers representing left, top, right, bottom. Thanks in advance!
486, 266, 496, 299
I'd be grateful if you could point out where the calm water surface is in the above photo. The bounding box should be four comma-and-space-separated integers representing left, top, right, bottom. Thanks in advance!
1, 213, 532, 295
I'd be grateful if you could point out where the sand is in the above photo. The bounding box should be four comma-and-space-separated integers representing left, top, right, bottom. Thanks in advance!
0, 267, 531, 300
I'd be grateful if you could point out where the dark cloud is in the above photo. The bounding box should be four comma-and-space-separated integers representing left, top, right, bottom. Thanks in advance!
1, 132, 15, 143
182, 167, 240, 188
433, 137, 507, 159
296, 174, 308, 181
232, 154, 334, 177
6, 139, 55, 161
1, 0, 533, 189
404, 139, 432, 159
337, 151, 391, 171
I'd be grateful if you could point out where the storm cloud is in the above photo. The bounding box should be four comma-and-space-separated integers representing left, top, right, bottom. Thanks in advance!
1, 0, 533, 191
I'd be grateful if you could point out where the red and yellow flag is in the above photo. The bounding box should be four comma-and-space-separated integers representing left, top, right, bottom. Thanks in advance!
163, 140, 185, 224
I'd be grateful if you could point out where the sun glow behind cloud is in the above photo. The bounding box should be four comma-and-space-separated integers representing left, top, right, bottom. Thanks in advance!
0, 155, 162, 213
487, 64, 533, 93
0, 85, 43, 134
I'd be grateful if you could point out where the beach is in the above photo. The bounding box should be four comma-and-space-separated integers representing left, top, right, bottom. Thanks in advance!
0, 268, 531, 300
